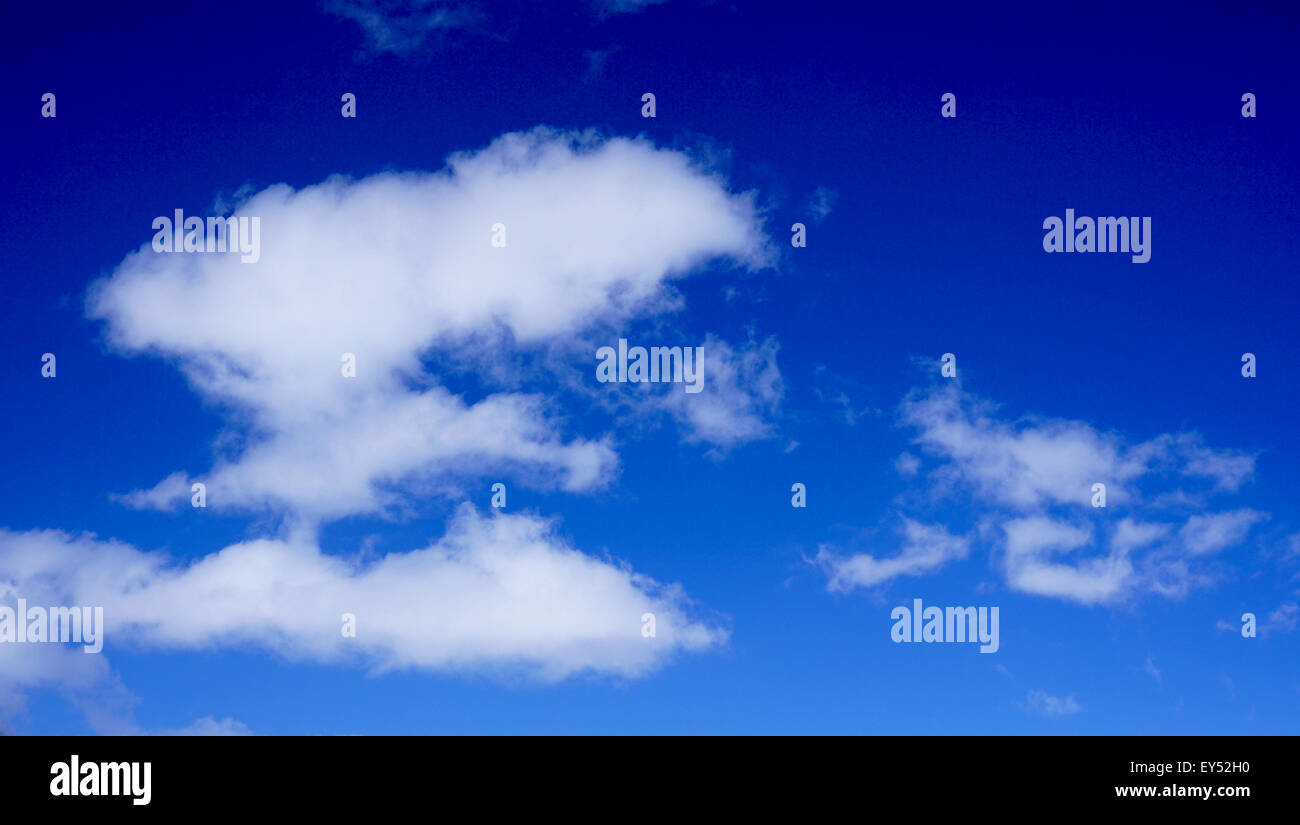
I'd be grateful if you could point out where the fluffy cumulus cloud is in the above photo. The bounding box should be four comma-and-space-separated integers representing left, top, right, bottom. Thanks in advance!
816, 384, 1265, 605
0, 508, 723, 682
2, 128, 772, 726
91, 128, 771, 521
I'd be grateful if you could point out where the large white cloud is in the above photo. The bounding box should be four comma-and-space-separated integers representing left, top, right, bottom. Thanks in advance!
1, 128, 775, 730
90, 128, 771, 521
0, 506, 724, 681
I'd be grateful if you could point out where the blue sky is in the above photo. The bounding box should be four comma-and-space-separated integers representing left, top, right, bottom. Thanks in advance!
1, 0, 1297, 734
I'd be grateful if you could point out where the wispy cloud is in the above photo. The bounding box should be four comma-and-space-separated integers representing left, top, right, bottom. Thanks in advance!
816, 520, 970, 591
325, 0, 484, 56
807, 186, 838, 223
1263, 602, 1299, 635
815, 384, 1267, 605
1144, 654, 1162, 686
590, 0, 671, 18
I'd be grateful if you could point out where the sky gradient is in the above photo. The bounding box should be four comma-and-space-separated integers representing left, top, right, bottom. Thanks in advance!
0, 0, 1297, 735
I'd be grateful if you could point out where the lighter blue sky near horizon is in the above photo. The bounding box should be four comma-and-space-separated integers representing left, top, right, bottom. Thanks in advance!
1, 0, 1298, 735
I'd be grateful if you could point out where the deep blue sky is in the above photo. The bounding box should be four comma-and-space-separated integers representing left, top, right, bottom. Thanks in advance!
1, 1, 1297, 734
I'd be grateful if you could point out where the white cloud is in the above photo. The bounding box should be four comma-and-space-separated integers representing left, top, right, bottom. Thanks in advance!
807, 186, 838, 223
1, 128, 772, 729
325, 1, 673, 57
1284, 532, 1300, 560
1178, 439, 1256, 492
1003, 516, 1093, 558
894, 452, 920, 477
1179, 510, 1266, 555
592, 0, 670, 17
91, 128, 770, 522
1143, 654, 1162, 686
1263, 602, 1298, 635
584, 48, 618, 81
0, 506, 724, 682
815, 385, 1267, 605
0, 640, 114, 722
1000, 516, 1133, 605
901, 388, 1144, 509
816, 520, 970, 591
653, 334, 782, 449
156, 717, 253, 736
900, 386, 1255, 510
907, 387, 1262, 604
1111, 518, 1171, 554
325, 0, 483, 55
